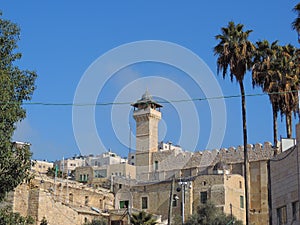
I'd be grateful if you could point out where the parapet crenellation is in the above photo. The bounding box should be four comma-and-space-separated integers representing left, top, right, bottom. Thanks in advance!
153, 142, 275, 172
196, 142, 275, 166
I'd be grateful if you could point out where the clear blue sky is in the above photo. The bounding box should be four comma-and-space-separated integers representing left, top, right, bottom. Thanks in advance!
2, 1, 299, 161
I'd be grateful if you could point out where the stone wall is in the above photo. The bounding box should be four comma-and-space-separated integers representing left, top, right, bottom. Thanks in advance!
114, 173, 246, 223
11, 175, 114, 225
270, 144, 299, 225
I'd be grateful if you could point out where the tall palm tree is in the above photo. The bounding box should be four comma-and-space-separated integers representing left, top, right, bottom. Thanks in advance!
130, 211, 157, 225
252, 40, 281, 153
214, 21, 255, 225
292, 3, 300, 43
277, 44, 299, 138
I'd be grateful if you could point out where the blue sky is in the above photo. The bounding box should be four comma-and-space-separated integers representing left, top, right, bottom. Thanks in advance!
2, 1, 299, 161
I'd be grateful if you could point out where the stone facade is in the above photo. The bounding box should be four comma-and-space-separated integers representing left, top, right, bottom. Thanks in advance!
31, 160, 53, 174
114, 173, 245, 223
55, 156, 86, 175
9, 175, 114, 225
132, 91, 162, 180
269, 123, 300, 225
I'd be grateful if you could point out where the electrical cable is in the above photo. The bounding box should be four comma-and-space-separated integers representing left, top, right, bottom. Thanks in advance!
1, 90, 298, 107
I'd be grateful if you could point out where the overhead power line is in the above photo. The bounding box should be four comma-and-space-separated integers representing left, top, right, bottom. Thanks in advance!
1, 90, 298, 107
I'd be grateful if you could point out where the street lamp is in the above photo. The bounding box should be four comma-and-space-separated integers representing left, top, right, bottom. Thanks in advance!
177, 181, 191, 224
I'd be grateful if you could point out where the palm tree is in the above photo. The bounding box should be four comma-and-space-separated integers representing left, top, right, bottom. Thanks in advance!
130, 211, 157, 225
277, 44, 299, 138
214, 21, 255, 225
252, 40, 281, 153
292, 3, 300, 43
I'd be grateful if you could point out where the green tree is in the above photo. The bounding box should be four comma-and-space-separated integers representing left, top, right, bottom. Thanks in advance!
130, 211, 157, 225
184, 202, 243, 225
83, 218, 107, 225
0, 206, 34, 225
214, 21, 255, 225
276, 44, 299, 138
0, 12, 37, 201
292, 2, 300, 43
252, 40, 282, 152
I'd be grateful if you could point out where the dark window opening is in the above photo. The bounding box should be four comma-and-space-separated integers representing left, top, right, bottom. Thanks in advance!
200, 191, 207, 204
142, 197, 148, 209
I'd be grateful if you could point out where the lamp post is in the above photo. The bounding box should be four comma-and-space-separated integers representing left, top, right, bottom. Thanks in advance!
178, 180, 191, 224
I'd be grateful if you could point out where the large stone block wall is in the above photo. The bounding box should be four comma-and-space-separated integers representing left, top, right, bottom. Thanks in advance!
115, 174, 242, 222
150, 142, 274, 181
224, 174, 245, 223
12, 176, 114, 225
249, 160, 269, 225
270, 145, 299, 225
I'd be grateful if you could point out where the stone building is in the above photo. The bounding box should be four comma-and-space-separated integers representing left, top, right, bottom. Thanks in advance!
31, 160, 53, 174
55, 156, 86, 176
87, 150, 127, 167
75, 163, 136, 189
269, 123, 300, 225
131, 90, 162, 180
6, 174, 114, 225
114, 171, 246, 223
112, 91, 275, 225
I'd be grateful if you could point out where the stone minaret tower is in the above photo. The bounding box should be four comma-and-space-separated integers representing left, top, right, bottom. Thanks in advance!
131, 90, 162, 179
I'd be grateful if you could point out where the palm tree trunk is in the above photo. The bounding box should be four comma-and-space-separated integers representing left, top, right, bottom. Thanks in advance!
272, 104, 278, 155
286, 112, 292, 138
239, 80, 250, 225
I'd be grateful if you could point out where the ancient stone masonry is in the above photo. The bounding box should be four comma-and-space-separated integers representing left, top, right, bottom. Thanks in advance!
7, 174, 114, 225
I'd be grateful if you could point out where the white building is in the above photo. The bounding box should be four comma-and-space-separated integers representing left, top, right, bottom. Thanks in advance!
86, 150, 127, 167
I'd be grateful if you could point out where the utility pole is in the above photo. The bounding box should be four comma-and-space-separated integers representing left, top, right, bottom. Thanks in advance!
61, 157, 64, 202
168, 177, 175, 225
230, 203, 233, 220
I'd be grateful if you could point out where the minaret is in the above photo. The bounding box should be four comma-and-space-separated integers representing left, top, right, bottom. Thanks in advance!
131, 90, 162, 179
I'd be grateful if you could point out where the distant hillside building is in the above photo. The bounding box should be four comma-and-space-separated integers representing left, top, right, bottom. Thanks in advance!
31, 160, 53, 174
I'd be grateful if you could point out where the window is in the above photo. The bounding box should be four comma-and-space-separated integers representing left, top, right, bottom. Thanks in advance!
142, 197, 148, 209
293, 201, 299, 221
154, 161, 158, 170
131, 155, 134, 159
120, 200, 129, 209
94, 169, 107, 178
119, 184, 122, 189
79, 174, 83, 181
277, 206, 287, 225
85, 196, 89, 206
200, 192, 207, 204
240, 196, 244, 209
69, 193, 73, 203
172, 194, 178, 207
239, 181, 242, 189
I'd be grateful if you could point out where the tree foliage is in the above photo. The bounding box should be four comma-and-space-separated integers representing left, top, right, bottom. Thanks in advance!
184, 202, 242, 225
0, 206, 34, 225
214, 21, 254, 225
130, 211, 157, 225
252, 40, 281, 150
0, 12, 37, 201
292, 2, 300, 42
